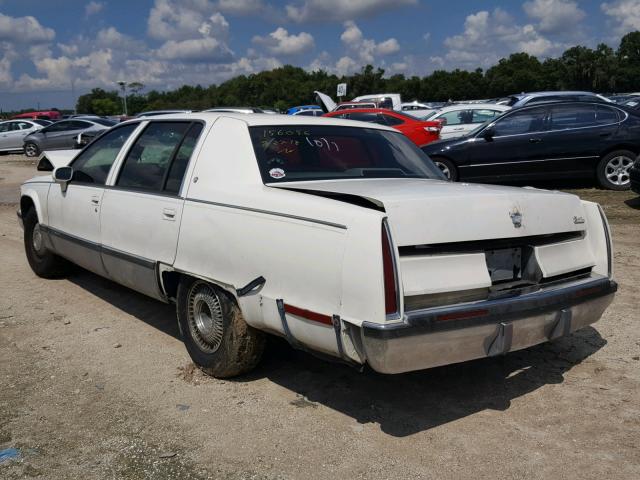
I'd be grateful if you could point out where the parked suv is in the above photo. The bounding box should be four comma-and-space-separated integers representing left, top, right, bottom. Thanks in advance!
421, 101, 640, 190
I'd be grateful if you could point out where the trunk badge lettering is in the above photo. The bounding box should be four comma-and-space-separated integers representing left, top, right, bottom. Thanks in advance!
573, 216, 585, 224
510, 211, 523, 228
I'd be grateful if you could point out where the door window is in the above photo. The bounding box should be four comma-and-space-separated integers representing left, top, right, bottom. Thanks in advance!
0, 123, 9, 133
6, 122, 22, 131
71, 124, 138, 185
164, 123, 204, 194
471, 109, 501, 124
17, 122, 34, 130
437, 110, 469, 126
116, 122, 193, 192
492, 108, 547, 136
44, 121, 75, 132
549, 105, 596, 130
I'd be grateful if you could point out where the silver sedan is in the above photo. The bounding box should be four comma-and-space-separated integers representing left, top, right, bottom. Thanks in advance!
0, 120, 50, 153
23, 117, 116, 157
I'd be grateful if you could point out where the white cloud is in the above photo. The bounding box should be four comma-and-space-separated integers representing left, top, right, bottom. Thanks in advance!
155, 37, 233, 62
85, 1, 105, 18
601, 0, 640, 35
215, 0, 265, 15
252, 27, 314, 55
0, 13, 55, 44
441, 9, 560, 69
96, 27, 146, 51
523, 0, 585, 33
147, 0, 229, 41
376, 38, 400, 55
286, 0, 417, 23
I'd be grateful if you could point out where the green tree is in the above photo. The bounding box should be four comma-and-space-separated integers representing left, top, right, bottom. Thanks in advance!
90, 98, 120, 116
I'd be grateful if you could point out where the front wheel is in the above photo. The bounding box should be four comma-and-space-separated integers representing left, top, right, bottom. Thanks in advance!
24, 142, 39, 158
176, 277, 265, 378
596, 150, 635, 190
23, 209, 70, 278
431, 156, 458, 181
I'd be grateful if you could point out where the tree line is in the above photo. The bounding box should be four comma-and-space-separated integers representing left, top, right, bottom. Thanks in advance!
56, 31, 640, 115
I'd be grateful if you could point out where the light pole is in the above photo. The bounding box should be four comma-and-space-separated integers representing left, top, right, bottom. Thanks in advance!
117, 81, 128, 116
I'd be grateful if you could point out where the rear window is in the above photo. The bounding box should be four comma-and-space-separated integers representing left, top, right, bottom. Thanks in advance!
249, 125, 443, 183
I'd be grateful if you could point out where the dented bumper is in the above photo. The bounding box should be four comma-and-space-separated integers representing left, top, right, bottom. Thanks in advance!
361, 275, 616, 374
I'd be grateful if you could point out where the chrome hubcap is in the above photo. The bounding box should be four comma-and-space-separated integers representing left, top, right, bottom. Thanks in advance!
435, 161, 451, 179
32, 223, 44, 254
25, 144, 37, 156
187, 282, 224, 353
605, 156, 632, 186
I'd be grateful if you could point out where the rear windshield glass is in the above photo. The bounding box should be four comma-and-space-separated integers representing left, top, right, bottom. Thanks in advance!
249, 125, 443, 183
90, 118, 117, 126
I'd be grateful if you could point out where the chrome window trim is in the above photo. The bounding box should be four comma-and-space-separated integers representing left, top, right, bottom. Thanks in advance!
477, 105, 627, 140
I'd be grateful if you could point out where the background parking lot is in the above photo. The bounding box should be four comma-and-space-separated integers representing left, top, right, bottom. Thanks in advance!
1, 154, 639, 479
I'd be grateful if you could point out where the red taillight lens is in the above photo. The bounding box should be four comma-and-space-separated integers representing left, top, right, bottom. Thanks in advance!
382, 221, 398, 316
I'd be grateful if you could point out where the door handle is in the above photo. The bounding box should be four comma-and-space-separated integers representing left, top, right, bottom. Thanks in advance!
453, 127, 465, 131
90, 196, 100, 205
529, 138, 542, 143
162, 208, 176, 221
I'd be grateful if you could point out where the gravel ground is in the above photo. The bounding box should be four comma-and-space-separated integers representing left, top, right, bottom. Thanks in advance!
1, 154, 639, 479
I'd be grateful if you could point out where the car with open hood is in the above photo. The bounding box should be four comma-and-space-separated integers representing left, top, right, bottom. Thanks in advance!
18, 112, 617, 377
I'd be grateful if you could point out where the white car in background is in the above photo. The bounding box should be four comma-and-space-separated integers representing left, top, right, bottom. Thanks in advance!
0, 120, 49, 153
425, 104, 511, 139
19, 113, 617, 377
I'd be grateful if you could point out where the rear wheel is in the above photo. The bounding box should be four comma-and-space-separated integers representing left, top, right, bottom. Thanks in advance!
23, 208, 70, 278
596, 150, 634, 190
176, 277, 265, 378
24, 142, 39, 158
431, 156, 458, 181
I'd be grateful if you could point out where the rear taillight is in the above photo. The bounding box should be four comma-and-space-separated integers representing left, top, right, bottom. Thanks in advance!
382, 220, 399, 317
425, 126, 441, 133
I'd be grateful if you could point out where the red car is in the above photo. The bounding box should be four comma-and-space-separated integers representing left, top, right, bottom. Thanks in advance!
323, 108, 441, 146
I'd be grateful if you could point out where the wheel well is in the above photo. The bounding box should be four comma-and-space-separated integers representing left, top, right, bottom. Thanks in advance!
600, 144, 639, 159
20, 196, 35, 218
161, 270, 181, 300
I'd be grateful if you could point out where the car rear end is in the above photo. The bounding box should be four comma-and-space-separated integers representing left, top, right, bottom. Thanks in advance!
406, 119, 441, 146
352, 196, 616, 374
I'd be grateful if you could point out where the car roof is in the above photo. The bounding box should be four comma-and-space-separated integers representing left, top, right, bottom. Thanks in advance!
513, 91, 599, 98
119, 111, 398, 132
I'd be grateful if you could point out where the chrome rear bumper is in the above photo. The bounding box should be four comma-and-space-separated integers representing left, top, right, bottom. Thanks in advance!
361, 275, 616, 374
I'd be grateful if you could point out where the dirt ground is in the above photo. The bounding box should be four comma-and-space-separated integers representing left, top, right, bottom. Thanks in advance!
1, 154, 639, 479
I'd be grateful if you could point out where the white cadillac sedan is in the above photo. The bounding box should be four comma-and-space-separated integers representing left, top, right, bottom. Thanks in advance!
18, 113, 617, 377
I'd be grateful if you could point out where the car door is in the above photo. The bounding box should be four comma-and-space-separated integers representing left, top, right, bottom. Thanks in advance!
100, 121, 204, 299
460, 107, 549, 181
10, 122, 39, 149
539, 104, 618, 177
46, 123, 140, 276
435, 109, 472, 139
0, 123, 12, 150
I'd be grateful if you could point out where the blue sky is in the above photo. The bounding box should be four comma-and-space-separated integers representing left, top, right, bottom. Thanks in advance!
0, 0, 638, 110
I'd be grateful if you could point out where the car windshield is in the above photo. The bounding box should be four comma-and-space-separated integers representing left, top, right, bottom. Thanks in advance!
249, 125, 443, 183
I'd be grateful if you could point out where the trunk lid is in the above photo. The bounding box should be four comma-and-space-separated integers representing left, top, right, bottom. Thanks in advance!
274, 178, 586, 247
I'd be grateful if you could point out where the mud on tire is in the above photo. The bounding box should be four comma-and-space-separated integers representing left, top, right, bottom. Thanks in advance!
176, 277, 265, 378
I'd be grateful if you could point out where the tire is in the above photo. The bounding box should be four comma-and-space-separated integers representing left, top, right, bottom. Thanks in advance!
24, 142, 39, 158
431, 156, 458, 181
596, 150, 635, 190
23, 208, 70, 278
176, 277, 265, 378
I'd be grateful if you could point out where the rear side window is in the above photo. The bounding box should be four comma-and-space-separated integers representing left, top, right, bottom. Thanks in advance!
164, 123, 203, 194
550, 105, 596, 129
595, 105, 619, 124
438, 110, 469, 126
71, 124, 138, 185
382, 114, 404, 126
348, 112, 386, 125
117, 122, 200, 193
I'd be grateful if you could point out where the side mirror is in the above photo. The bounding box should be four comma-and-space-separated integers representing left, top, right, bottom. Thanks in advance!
53, 166, 73, 192
482, 127, 495, 141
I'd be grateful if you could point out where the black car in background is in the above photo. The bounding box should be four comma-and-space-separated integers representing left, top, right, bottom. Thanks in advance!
422, 101, 640, 190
